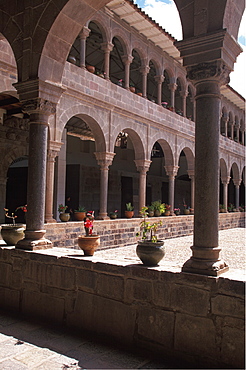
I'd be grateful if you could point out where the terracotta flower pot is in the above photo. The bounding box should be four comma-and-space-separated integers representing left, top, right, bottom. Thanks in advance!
86, 65, 95, 73
73, 212, 86, 221
78, 235, 100, 256
125, 210, 134, 218
129, 86, 135, 93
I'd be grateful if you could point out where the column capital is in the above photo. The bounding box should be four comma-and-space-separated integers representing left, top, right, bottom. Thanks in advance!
79, 26, 91, 40
186, 60, 230, 86
221, 176, 230, 185
154, 75, 164, 84
233, 178, 242, 187
134, 159, 152, 173
122, 54, 134, 65
165, 165, 179, 177
22, 98, 56, 116
94, 151, 115, 169
101, 42, 114, 53
168, 83, 177, 92
139, 65, 150, 75
180, 90, 188, 98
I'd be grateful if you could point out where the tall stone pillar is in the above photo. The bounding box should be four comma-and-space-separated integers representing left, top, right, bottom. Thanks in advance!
165, 165, 179, 214
168, 83, 177, 109
122, 55, 133, 90
16, 98, 55, 250
229, 120, 234, 140
45, 141, 63, 223
221, 116, 229, 136
0, 176, 7, 223
79, 26, 90, 68
180, 90, 188, 117
140, 65, 150, 98
94, 152, 115, 219
101, 42, 114, 80
135, 159, 152, 214
154, 75, 164, 105
233, 178, 241, 209
242, 130, 245, 145
187, 170, 195, 210
221, 176, 230, 211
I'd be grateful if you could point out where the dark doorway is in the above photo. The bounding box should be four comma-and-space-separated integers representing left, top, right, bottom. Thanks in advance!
6, 167, 28, 223
146, 185, 152, 206
121, 176, 133, 217
161, 182, 169, 204
66, 164, 80, 214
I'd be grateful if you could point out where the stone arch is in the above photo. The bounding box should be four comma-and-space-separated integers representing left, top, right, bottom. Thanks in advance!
147, 52, 162, 75
1, 146, 28, 178
88, 16, 110, 43
111, 28, 130, 56
151, 138, 174, 167
130, 40, 147, 62
111, 126, 146, 161
220, 157, 229, 179
230, 162, 240, 181
58, 104, 107, 152
178, 146, 195, 171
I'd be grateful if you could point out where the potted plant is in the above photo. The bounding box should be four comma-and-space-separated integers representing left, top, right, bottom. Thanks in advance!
174, 207, 180, 216
129, 83, 135, 93
74, 206, 86, 221
1, 206, 26, 245
86, 65, 95, 73
227, 203, 236, 212
58, 204, 70, 222
147, 205, 155, 217
164, 204, 171, 216
78, 211, 100, 256
125, 203, 134, 218
183, 199, 190, 215
136, 207, 165, 266
151, 200, 165, 217
109, 210, 118, 219
219, 204, 226, 213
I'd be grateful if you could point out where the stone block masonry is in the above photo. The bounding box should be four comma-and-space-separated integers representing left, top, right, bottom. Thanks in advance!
45, 212, 245, 250
0, 247, 244, 369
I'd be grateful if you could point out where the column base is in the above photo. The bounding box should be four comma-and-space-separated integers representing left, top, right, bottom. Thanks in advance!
15, 229, 52, 251
182, 257, 229, 276
96, 213, 110, 220
45, 217, 57, 223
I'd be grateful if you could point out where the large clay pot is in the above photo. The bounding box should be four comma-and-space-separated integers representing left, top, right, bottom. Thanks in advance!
74, 212, 86, 221
183, 209, 190, 215
164, 210, 171, 216
136, 240, 165, 266
78, 235, 100, 256
125, 210, 134, 218
59, 213, 70, 222
154, 210, 161, 217
86, 65, 95, 73
129, 86, 135, 93
1, 224, 25, 245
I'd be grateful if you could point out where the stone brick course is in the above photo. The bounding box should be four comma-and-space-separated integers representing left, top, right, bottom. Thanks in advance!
45, 212, 245, 250
0, 242, 244, 369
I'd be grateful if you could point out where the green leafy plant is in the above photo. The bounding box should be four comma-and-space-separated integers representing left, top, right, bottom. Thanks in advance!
126, 202, 134, 211
4, 205, 27, 225
151, 200, 166, 214
75, 206, 86, 212
136, 207, 162, 242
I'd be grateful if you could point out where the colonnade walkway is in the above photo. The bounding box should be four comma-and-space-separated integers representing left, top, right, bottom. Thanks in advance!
0, 228, 245, 369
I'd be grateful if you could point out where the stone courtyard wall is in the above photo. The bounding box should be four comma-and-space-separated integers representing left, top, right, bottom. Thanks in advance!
45, 212, 245, 250
0, 247, 244, 369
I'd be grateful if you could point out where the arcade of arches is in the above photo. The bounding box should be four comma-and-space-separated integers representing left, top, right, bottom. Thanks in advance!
0, 0, 245, 277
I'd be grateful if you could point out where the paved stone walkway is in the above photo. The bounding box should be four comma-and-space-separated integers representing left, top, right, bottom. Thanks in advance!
0, 228, 245, 369
0, 311, 178, 369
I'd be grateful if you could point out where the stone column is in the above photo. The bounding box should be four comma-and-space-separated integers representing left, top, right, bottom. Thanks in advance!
182, 61, 230, 276
94, 152, 115, 219
45, 141, 63, 223
139, 65, 150, 98
154, 75, 164, 105
16, 99, 55, 250
165, 165, 179, 214
233, 178, 241, 210
229, 120, 234, 140
190, 97, 196, 122
135, 159, 152, 214
187, 170, 195, 210
101, 42, 114, 80
168, 83, 177, 109
242, 130, 245, 145
79, 26, 91, 68
221, 176, 230, 211
180, 90, 188, 117
0, 176, 7, 223
122, 55, 133, 90
235, 123, 240, 142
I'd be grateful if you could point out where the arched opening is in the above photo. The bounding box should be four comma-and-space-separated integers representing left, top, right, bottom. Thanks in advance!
5, 157, 28, 224
175, 150, 191, 212
220, 107, 227, 136
129, 49, 142, 93
110, 37, 125, 85
147, 141, 166, 206
146, 60, 157, 103
86, 21, 104, 73
175, 78, 183, 115
161, 70, 171, 108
